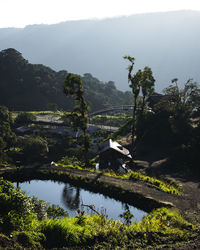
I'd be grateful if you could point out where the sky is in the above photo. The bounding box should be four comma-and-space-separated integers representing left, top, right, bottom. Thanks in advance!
1, 0, 200, 28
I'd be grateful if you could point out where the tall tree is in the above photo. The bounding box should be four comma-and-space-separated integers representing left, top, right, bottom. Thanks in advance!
63, 73, 91, 166
124, 56, 155, 157
162, 78, 200, 117
160, 78, 200, 143
124, 56, 140, 156
140, 66, 155, 112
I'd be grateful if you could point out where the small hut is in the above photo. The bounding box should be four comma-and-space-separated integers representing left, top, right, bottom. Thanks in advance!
97, 139, 132, 172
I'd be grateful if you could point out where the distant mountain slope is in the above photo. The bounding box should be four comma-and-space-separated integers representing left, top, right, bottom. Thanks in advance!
0, 48, 132, 111
0, 11, 200, 91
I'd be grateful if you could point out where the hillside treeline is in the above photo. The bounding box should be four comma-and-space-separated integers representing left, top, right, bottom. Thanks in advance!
0, 48, 132, 111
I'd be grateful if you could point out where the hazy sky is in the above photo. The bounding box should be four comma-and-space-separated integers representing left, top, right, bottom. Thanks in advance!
1, 0, 200, 28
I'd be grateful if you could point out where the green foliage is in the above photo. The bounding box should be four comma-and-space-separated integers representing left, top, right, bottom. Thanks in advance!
82, 73, 132, 111
0, 106, 16, 147
140, 66, 155, 111
0, 137, 7, 164
0, 106, 16, 165
0, 49, 132, 111
131, 207, 194, 235
0, 121, 15, 145
124, 56, 155, 156
30, 197, 48, 220
97, 169, 181, 194
169, 121, 200, 177
59, 156, 83, 168
0, 178, 38, 233
14, 111, 36, 127
0, 178, 70, 248
64, 73, 92, 166
0, 105, 11, 123
120, 210, 134, 225
146, 79, 200, 176
129, 171, 181, 195
0, 48, 70, 111
46, 204, 68, 219
64, 73, 89, 131
18, 135, 48, 163
40, 217, 94, 248
163, 79, 200, 115
40, 208, 195, 249
153, 79, 200, 144
77, 134, 92, 157
14, 230, 45, 248
76, 210, 86, 226
92, 129, 110, 143
109, 118, 132, 141
58, 156, 96, 171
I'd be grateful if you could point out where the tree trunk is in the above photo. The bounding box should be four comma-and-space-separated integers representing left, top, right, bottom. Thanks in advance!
131, 95, 137, 159
141, 94, 146, 113
83, 129, 89, 167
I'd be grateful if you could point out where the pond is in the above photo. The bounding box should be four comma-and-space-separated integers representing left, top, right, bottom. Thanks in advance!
16, 180, 147, 222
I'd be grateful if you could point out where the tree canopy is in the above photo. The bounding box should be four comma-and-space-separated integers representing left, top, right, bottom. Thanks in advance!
64, 73, 91, 166
0, 48, 132, 112
124, 56, 155, 156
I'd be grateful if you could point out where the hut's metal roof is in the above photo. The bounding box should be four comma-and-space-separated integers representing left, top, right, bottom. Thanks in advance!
97, 139, 132, 159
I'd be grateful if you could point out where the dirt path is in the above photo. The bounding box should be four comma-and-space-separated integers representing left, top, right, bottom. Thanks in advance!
38, 165, 200, 222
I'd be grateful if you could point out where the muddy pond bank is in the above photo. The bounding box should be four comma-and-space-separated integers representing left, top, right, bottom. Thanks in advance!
0, 164, 184, 212
0, 164, 200, 218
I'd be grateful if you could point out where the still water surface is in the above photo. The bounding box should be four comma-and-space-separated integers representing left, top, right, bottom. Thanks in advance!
17, 180, 147, 222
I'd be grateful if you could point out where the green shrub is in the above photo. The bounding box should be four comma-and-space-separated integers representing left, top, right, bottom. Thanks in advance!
40, 217, 94, 248
0, 178, 68, 234
46, 204, 69, 219
131, 207, 194, 239
14, 230, 45, 248
129, 171, 181, 194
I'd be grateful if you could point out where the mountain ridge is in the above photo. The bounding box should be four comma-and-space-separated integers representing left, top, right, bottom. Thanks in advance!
0, 10, 200, 91
0, 48, 132, 111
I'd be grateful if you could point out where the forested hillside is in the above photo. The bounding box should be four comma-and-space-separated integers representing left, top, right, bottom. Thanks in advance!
0, 48, 132, 111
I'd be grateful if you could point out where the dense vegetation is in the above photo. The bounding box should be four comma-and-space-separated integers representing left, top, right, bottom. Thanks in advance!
0, 178, 197, 249
134, 79, 200, 176
0, 48, 132, 111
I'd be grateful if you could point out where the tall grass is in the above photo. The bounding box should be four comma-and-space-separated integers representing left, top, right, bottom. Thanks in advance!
40, 216, 95, 248
40, 208, 196, 249
128, 171, 181, 195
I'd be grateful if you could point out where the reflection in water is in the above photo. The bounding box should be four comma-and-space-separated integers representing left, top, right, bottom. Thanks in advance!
62, 184, 80, 211
14, 180, 147, 221
62, 184, 136, 220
